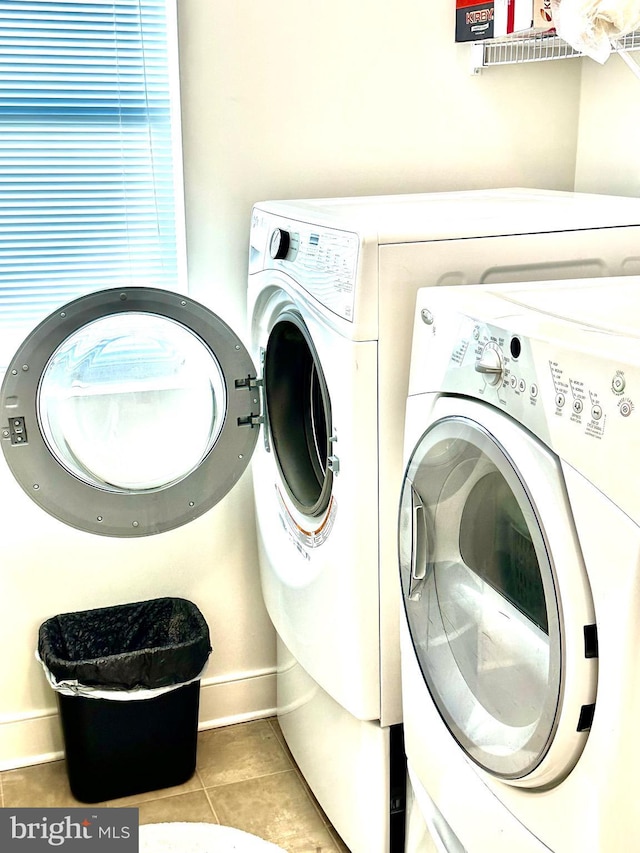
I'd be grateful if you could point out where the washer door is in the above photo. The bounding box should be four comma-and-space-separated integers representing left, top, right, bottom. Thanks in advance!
1, 287, 260, 537
399, 396, 597, 786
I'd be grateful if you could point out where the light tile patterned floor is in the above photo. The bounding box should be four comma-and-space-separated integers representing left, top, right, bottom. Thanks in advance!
0, 718, 350, 852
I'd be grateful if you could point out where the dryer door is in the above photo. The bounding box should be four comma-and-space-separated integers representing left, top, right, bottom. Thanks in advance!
398, 396, 597, 787
1, 287, 260, 537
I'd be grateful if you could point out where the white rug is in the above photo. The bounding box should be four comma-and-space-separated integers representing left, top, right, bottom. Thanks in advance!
139, 822, 287, 852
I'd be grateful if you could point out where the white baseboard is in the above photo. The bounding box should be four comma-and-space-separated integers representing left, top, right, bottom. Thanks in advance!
0, 667, 277, 772
0, 711, 65, 772
198, 666, 277, 730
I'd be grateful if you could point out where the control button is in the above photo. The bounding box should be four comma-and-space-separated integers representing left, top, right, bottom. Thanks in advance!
530, 384, 538, 399
555, 393, 565, 408
591, 405, 603, 421
510, 375, 517, 389
518, 379, 526, 393
612, 374, 626, 394
620, 401, 633, 417
573, 399, 583, 414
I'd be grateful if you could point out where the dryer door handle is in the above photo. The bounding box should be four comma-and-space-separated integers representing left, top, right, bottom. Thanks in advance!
409, 491, 428, 600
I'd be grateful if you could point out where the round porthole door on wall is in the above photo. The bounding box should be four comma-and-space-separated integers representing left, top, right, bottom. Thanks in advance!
0, 287, 262, 537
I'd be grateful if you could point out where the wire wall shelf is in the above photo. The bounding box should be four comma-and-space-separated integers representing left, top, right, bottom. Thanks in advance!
471, 30, 640, 74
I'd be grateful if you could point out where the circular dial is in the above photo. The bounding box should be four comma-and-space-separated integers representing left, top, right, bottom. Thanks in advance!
269, 228, 291, 260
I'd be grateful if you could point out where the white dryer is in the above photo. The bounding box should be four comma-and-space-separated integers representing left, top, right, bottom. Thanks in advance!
246, 189, 640, 853
400, 277, 640, 851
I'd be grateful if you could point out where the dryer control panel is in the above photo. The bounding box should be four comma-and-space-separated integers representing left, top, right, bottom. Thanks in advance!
410, 278, 640, 526
437, 312, 551, 442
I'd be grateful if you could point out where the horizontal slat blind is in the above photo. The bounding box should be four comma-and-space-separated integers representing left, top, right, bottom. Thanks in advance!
0, 0, 182, 369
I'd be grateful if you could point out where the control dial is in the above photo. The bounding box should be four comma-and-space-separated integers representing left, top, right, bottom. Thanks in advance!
269, 228, 291, 260
475, 342, 504, 386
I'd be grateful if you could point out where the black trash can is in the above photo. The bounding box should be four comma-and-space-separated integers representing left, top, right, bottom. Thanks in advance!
38, 597, 212, 804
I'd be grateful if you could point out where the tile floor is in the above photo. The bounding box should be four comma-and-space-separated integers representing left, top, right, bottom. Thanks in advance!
0, 717, 350, 852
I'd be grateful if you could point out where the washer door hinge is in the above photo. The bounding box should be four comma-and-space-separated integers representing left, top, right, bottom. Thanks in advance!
235, 375, 264, 428
235, 375, 262, 390
238, 414, 264, 428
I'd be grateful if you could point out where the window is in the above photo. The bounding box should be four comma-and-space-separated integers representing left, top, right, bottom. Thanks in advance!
0, 0, 185, 371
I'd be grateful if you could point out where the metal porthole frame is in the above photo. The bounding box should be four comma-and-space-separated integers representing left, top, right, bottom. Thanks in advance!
0, 287, 261, 537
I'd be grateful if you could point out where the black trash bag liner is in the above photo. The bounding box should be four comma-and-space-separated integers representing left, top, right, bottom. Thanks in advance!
38, 597, 212, 691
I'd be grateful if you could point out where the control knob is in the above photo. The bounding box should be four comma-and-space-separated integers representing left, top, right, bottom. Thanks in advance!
269, 228, 290, 260
475, 342, 504, 386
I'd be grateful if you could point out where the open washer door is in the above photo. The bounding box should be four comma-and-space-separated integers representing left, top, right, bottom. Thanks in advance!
0, 287, 261, 537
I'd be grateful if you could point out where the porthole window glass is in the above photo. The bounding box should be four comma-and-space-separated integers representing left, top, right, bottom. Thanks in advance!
38, 312, 226, 492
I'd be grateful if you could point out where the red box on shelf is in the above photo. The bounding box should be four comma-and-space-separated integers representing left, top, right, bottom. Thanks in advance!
455, 0, 495, 42
456, 0, 536, 42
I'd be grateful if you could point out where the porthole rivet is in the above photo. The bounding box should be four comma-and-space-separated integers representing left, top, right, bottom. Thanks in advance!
2, 429, 9, 438
238, 454, 244, 460
11, 369, 17, 375
235, 345, 241, 350
181, 300, 187, 306
60, 312, 66, 319
132, 520, 139, 527
33, 484, 40, 490
189, 501, 195, 507
120, 293, 128, 301
97, 516, 103, 522
21, 364, 29, 372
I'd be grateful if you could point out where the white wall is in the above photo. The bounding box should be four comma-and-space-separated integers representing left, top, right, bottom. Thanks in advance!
0, 0, 589, 768
178, 0, 583, 329
575, 50, 640, 196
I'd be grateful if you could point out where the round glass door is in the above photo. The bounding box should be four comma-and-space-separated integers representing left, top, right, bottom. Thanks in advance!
399, 414, 562, 779
38, 312, 226, 492
1, 288, 260, 537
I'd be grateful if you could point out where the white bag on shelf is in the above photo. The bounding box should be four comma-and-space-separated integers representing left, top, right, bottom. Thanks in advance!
551, 0, 640, 61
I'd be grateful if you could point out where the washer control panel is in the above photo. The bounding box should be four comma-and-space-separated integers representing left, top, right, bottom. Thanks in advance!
249, 210, 359, 321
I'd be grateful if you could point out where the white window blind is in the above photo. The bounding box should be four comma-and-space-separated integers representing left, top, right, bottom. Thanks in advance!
0, 0, 185, 370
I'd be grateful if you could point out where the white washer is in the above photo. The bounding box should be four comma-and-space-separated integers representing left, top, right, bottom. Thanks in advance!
400, 277, 640, 852
246, 189, 640, 853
